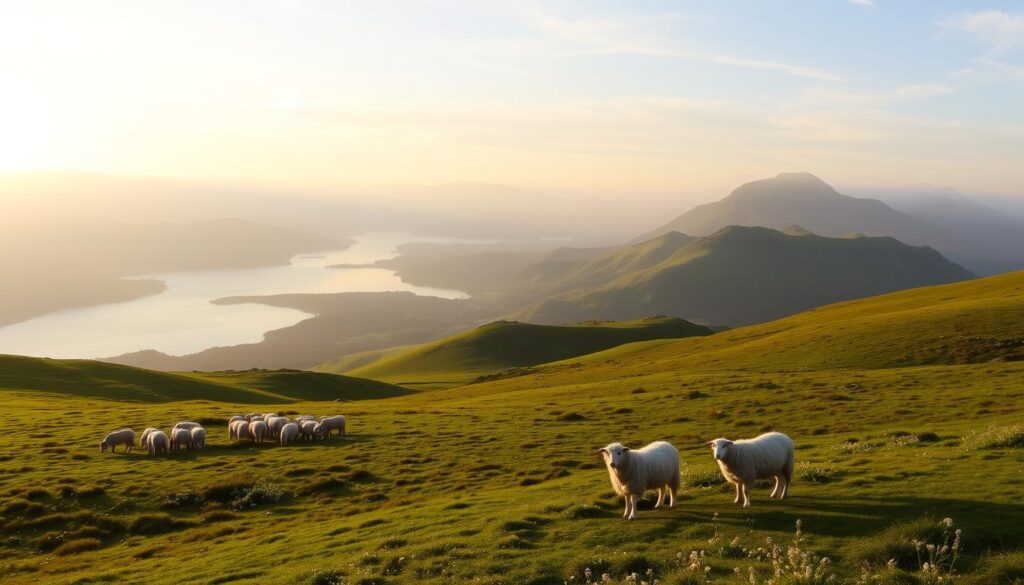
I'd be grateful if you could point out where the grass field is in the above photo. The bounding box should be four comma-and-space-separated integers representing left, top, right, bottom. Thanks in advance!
2, 273, 1024, 585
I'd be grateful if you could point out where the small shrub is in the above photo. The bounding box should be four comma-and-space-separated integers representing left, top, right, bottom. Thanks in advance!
915, 432, 941, 443
686, 390, 708, 399
850, 517, 950, 570
76, 485, 106, 498
128, 513, 196, 535
965, 424, 1024, 449
798, 461, 841, 484
161, 491, 202, 508
53, 538, 102, 556
556, 412, 586, 422
297, 568, 345, 585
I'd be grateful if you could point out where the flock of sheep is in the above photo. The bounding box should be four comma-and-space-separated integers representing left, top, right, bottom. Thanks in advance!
101, 412, 790, 521
99, 413, 347, 456
600, 431, 795, 519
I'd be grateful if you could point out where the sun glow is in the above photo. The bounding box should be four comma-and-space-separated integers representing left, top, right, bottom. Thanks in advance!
0, 81, 51, 171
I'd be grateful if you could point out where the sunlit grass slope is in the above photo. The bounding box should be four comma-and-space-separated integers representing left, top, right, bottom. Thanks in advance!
2, 272, 1024, 584
337, 317, 712, 386
0, 354, 408, 403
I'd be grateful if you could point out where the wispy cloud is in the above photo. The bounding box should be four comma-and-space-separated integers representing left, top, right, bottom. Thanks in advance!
940, 10, 1024, 52
526, 9, 843, 82
849, 0, 875, 8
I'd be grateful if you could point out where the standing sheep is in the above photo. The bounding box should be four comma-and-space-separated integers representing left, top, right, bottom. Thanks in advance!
266, 416, 288, 439
250, 420, 268, 443
173, 421, 201, 430
147, 430, 170, 456
229, 420, 251, 441
190, 427, 206, 450
299, 420, 317, 441
706, 432, 795, 507
100, 429, 136, 453
170, 427, 192, 451
317, 415, 346, 438
599, 441, 680, 520
280, 422, 299, 446
139, 427, 158, 448
229, 415, 246, 424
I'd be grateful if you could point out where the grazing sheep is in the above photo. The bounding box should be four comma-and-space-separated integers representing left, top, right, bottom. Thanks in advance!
247, 413, 263, 422
299, 420, 317, 441
229, 420, 251, 441
280, 422, 299, 446
100, 429, 136, 453
262, 412, 279, 420
600, 441, 680, 520
147, 430, 170, 456
294, 415, 315, 426
190, 427, 206, 450
707, 432, 795, 507
317, 415, 347, 438
139, 427, 158, 447
250, 420, 268, 443
229, 415, 246, 424
170, 427, 192, 451
173, 421, 201, 431
267, 416, 289, 439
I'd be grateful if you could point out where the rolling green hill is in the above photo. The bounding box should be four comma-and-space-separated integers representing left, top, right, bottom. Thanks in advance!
500, 270, 1024, 391
521, 225, 974, 327
332, 317, 713, 386
2, 273, 1024, 584
0, 354, 408, 403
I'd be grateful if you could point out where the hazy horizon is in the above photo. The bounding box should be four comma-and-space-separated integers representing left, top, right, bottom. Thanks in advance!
2, 1, 1024, 200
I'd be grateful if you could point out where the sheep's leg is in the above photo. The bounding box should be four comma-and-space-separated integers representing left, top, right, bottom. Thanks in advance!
666, 486, 675, 508
654, 487, 665, 509
627, 494, 639, 520
622, 495, 631, 519
742, 482, 752, 507
733, 482, 742, 505
780, 473, 790, 499
770, 476, 781, 498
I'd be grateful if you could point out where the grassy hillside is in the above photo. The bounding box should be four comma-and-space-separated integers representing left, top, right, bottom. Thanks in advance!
2, 273, 1024, 584
0, 354, 408, 403
333, 317, 713, 386
522, 226, 974, 327
519, 269, 1024, 385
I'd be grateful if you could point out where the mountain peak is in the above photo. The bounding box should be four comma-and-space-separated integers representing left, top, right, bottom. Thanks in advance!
783, 225, 814, 236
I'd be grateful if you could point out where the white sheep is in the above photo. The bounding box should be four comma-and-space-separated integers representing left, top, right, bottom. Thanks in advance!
317, 415, 346, 438
280, 422, 299, 446
299, 420, 317, 441
139, 427, 158, 448
267, 416, 289, 439
170, 427, 192, 451
190, 427, 206, 450
247, 413, 263, 422
250, 420, 268, 443
173, 421, 201, 430
600, 441, 680, 520
100, 429, 136, 453
707, 432, 795, 507
262, 412, 279, 420
229, 415, 246, 424
294, 415, 315, 426
147, 430, 170, 456
229, 420, 251, 441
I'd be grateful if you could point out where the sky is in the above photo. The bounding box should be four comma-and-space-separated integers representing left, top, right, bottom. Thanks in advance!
2, 0, 1024, 197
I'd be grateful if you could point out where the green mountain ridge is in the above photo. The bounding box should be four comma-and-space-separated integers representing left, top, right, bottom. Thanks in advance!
520, 225, 974, 327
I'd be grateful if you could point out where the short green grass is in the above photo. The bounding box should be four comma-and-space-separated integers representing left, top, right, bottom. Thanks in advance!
2, 272, 1024, 584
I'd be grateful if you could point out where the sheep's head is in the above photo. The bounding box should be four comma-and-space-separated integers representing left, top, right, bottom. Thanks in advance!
706, 438, 733, 460
598, 443, 630, 469
99, 440, 108, 452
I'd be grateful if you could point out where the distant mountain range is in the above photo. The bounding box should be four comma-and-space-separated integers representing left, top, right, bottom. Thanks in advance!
636, 173, 1024, 276
518, 225, 974, 327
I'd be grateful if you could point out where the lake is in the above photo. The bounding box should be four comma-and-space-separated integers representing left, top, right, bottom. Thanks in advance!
0, 233, 471, 359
